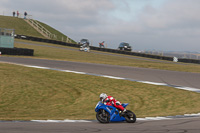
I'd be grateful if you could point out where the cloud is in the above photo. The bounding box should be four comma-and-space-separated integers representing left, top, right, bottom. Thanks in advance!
1, 0, 200, 51
119, 0, 200, 51
138, 0, 200, 30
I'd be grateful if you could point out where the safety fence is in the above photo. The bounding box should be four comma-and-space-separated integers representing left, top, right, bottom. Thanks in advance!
25, 19, 56, 39
14, 35, 200, 64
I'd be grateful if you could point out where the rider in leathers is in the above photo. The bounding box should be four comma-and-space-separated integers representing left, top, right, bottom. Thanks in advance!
100, 93, 126, 114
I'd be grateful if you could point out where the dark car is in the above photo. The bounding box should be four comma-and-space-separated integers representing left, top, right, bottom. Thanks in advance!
78, 39, 90, 46
118, 42, 132, 51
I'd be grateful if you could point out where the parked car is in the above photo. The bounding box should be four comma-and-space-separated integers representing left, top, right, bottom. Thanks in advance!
118, 42, 132, 51
78, 39, 90, 46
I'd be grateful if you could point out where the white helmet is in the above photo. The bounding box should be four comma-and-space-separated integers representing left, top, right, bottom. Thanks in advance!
100, 93, 107, 102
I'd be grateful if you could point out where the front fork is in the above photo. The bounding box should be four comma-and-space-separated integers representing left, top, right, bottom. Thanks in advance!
102, 110, 106, 117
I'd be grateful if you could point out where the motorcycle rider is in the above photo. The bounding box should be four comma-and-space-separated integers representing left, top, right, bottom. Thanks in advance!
99, 41, 105, 48
82, 42, 88, 48
99, 93, 127, 115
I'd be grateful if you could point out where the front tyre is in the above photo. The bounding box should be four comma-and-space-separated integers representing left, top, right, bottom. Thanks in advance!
124, 110, 136, 123
96, 109, 110, 123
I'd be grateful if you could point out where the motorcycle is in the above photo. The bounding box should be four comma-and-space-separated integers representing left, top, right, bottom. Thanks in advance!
95, 101, 136, 123
79, 42, 90, 52
80, 45, 90, 52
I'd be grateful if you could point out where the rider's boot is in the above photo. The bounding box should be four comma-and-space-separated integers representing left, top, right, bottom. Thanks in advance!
121, 109, 127, 116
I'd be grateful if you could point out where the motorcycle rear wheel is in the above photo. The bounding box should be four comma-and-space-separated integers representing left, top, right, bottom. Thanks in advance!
124, 110, 136, 123
96, 109, 110, 123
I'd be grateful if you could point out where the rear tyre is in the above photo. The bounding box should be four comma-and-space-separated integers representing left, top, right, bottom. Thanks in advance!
124, 110, 136, 123
96, 109, 110, 123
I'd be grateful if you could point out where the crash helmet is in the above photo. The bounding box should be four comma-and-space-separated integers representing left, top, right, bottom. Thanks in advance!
100, 93, 107, 102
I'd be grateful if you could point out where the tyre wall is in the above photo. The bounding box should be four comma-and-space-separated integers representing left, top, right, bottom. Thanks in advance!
0, 47, 34, 56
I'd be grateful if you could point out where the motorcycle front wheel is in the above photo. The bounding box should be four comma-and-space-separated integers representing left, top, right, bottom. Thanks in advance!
96, 109, 110, 123
124, 110, 136, 123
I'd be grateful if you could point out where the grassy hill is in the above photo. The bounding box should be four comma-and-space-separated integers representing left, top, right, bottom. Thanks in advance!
0, 15, 43, 37
37, 21, 76, 43
0, 15, 75, 43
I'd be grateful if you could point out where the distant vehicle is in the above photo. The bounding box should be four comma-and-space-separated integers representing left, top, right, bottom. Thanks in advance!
118, 42, 132, 51
78, 39, 90, 46
80, 45, 90, 52
79, 39, 90, 52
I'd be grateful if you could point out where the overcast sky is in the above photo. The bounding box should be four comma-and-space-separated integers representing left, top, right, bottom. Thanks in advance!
1, 0, 200, 52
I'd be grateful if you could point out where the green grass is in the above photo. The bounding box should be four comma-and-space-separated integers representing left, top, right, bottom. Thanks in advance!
0, 63, 200, 120
0, 15, 75, 42
37, 21, 76, 43
0, 15, 43, 37
14, 40, 200, 73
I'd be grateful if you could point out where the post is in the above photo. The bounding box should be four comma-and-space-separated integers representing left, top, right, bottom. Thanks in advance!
66, 37, 69, 43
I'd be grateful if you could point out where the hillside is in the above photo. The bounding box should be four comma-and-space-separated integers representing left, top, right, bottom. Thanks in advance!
0, 15, 75, 43
37, 21, 76, 43
0, 15, 43, 37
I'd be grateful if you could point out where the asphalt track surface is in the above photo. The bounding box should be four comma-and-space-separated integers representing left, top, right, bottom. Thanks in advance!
0, 56, 200, 89
0, 118, 200, 133
1, 52, 200, 132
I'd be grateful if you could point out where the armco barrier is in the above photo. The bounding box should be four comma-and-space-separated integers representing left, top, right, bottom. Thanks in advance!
15, 35, 200, 64
0, 47, 34, 56
178, 58, 200, 64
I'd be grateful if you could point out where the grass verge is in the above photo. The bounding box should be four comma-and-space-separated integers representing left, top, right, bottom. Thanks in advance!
0, 63, 200, 120
14, 40, 200, 73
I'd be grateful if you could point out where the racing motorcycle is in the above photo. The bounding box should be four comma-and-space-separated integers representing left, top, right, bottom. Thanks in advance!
95, 101, 136, 123
79, 42, 90, 52
79, 45, 90, 52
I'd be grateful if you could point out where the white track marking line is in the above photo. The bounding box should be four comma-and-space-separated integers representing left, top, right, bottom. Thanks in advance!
31, 120, 91, 123
30, 112, 200, 122
138, 81, 168, 86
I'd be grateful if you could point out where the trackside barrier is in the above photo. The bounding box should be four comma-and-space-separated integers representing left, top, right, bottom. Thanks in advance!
178, 58, 200, 64
0, 47, 34, 56
15, 35, 200, 64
